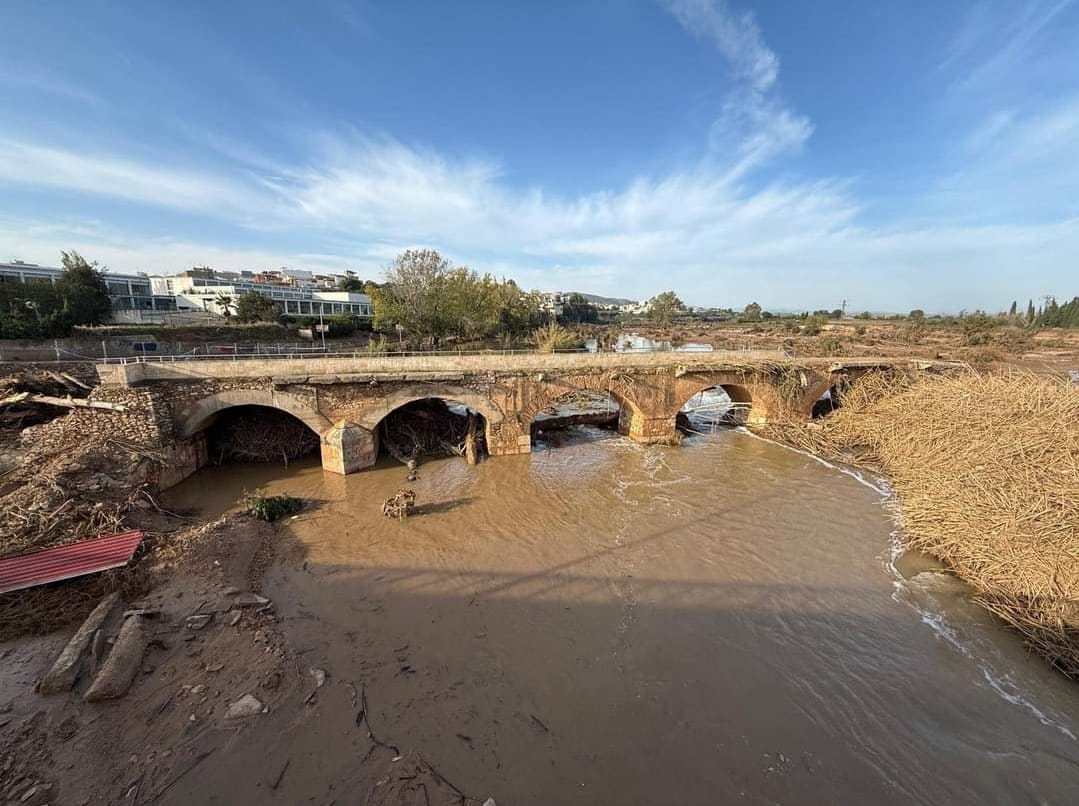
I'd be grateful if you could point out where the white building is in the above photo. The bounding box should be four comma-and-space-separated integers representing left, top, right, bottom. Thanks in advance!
152, 268, 373, 318
0, 260, 177, 316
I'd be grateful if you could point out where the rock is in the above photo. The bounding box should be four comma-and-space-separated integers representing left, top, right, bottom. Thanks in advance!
122, 608, 160, 619
233, 592, 270, 608
253, 630, 266, 644
261, 672, 281, 690
224, 694, 263, 721
84, 616, 149, 702
185, 614, 212, 631
310, 668, 328, 688
19, 782, 54, 805
228, 611, 242, 627
191, 684, 206, 695
40, 592, 121, 694
483, 799, 497, 806
222, 586, 241, 596
89, 629, 108, 674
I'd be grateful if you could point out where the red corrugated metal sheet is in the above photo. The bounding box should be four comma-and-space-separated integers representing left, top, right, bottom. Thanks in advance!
0, 531, 144, 594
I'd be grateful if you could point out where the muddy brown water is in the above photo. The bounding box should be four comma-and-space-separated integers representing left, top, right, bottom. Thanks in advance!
162, 426, 1079, 805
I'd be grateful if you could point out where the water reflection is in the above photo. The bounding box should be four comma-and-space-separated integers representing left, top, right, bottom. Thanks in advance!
585, 332, 713, 352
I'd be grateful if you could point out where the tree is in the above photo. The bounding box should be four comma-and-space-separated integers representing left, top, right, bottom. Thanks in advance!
647, 291, 685, 325
373, 249, 453, 343
214, 293, 235, 320
908, 309, 925, 320
371, 249, 542, 345
1026, 299, 1036, 323
1008, 300, 1018, 317
559, 293, 598, 324
55, 250, 111, 325
236, 291, 281, 323
741, 301, 762, 322
338, 276, 366, 291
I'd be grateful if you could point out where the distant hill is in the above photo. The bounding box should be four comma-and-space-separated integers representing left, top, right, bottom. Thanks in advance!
568, 292, 638, 306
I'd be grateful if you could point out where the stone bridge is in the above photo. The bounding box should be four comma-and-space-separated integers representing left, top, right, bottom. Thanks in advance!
92, 350, 952, 486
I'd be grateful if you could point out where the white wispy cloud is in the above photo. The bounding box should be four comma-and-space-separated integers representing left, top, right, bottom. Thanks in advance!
944, 0, 1077, 90
662, 0, 778, 92
0, 140, 267, 218
662, 0, 812, 171
0, 68, 102, 105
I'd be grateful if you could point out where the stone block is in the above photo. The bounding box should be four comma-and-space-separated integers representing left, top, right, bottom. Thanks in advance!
321, 421, 378, 475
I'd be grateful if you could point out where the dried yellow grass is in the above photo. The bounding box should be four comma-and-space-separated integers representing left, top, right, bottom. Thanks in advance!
767, 371, 1079, 674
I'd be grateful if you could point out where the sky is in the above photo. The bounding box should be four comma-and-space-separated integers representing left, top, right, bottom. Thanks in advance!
0, 0, 1077, 313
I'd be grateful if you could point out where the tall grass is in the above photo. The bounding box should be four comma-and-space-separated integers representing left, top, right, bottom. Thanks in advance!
767, 371, 1079, 674
530, 323, 581, 353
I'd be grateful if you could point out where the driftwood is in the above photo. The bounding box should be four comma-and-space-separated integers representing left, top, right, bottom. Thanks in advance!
0, 392, 126, 412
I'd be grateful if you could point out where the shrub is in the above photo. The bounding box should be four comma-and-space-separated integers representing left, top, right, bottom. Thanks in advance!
819, 336, 842, 355
246, 492, 304, 522
531, 322, 581, 352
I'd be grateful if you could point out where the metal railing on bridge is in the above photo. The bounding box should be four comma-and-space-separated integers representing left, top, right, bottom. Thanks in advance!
99, 345, 791, 365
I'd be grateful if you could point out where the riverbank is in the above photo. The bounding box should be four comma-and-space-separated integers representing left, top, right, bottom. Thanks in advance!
764, 371, 1079, 674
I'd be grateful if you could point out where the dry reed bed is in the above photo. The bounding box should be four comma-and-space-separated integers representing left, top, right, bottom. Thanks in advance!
766, 371, 1079, 674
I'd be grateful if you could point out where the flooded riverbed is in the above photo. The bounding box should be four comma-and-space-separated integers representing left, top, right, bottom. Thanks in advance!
163, 426, 1079, 805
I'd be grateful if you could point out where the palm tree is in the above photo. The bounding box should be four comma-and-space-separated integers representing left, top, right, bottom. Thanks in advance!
214, 293, 235, 320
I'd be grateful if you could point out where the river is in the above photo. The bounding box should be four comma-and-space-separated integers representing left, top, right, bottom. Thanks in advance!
162, 424, 1079, 804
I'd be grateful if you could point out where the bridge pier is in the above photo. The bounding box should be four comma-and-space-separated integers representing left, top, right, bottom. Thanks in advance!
321, 421, 379, 475
620, 410, 680, 445
486, 418, 532, 457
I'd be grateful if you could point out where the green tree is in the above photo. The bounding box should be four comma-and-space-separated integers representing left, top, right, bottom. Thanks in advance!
559, 293, 598, 324
214, 293, 235, 320
1026, 299, 1036, 323
55, 250, 111, 325
337, 276, 366, 291
741, 301, 762, 322
1008, 300, 1018, 317
908, 309, 925, 320
235, 291, 281, 322
0, 278, 68, 338
647, 291, 686, 325
373, 249, 454, 343
371, 250, 540, 345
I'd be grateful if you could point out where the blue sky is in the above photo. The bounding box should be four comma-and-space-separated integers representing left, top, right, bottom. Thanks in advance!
0, 0, 1076, 312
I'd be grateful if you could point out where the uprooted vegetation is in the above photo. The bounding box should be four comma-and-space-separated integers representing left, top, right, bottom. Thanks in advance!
765, 371, 1079, 674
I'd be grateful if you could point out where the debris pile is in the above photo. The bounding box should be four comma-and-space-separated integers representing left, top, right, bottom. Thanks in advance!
381, 399, 485, 465
0, 369, 94, 433
382, 489, 416, 519
207, 407, 319, 465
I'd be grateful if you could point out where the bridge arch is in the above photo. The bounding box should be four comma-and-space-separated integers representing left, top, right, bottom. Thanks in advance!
354, 384, 505, 433
675, 381, 757, 427
175, 389, 332, 440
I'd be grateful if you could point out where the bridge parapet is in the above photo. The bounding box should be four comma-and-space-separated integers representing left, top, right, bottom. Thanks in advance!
95, 349, 790, 386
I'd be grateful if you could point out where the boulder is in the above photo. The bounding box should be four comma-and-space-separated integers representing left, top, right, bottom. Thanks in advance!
40, 593, 120, 695
224, 694, 264, 720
